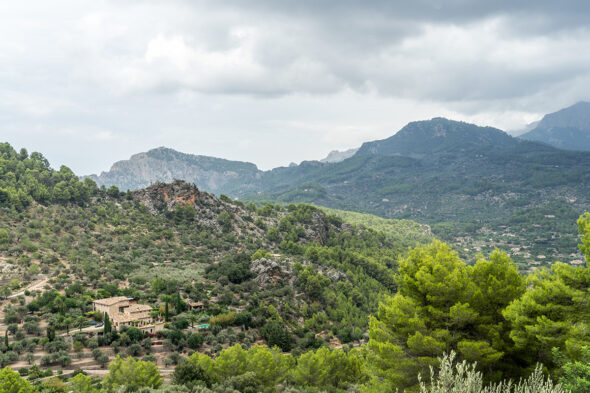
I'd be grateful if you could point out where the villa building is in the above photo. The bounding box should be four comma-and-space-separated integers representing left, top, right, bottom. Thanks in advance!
93, 297, 164, 333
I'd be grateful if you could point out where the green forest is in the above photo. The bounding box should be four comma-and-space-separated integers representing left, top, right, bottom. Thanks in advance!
0, 142, 589, 393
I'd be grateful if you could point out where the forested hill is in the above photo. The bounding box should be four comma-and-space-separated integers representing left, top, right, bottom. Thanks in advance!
355, 117, 518, 157
2, 141, 590, 393
1, 141, 428, 356
241, 118, 590, 267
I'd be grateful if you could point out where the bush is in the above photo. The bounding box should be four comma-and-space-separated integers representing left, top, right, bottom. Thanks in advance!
261, 321, 292, 352
127, 343, 143, 357
418, 352, 567, 393
209, 312, 236, 328
86, 338, 98, 349
187, 334, 204, 350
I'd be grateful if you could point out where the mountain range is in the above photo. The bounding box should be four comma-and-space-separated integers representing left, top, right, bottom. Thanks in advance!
89, 102, 590, 195
86, 104, 590, 267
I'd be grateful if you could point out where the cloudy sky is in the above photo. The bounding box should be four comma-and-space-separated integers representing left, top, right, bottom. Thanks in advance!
2, 1, 590, 174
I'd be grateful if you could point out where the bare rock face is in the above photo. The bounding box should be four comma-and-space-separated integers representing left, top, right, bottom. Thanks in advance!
132, 180, 212, 214
303, 210, 332, 244
250, 258, 295, 287
86, 146, 261, 193
323, 268, 347, 282
131, 180, 249, 233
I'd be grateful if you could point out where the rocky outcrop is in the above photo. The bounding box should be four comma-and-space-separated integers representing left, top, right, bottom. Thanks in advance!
250, 258, 295, 287
86, 147, 261, 193
131, 180, 249, 234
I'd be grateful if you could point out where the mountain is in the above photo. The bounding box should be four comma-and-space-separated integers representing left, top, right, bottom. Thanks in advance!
85, 118, 590, 268
239, 118, 589, 267
356, 117, 517, 157
320, 147, 359, 163
87, 146, 261, 192
520, 101, 590, 150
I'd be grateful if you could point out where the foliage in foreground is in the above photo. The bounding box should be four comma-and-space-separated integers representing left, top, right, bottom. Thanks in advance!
103, 356, 162, 392
419, 352, 567, 393
366, 241, 526, 391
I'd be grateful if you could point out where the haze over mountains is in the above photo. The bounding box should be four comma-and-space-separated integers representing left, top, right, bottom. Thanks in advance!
520, 101, 590, 150
319, 148, 359, 163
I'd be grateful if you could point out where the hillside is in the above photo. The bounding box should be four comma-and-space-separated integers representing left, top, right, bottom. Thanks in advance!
319, 207, 433, 247
87, 147, 260, 192
2, 142, 590, 393
241, 119, 590, 267
81, 117, 590, 268
520, 101, 590, 151
0, 142, 421, 373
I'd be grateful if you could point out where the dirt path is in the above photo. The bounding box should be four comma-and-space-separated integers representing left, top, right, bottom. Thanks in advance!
0, 275, 48, 331
8, 275, 49, 299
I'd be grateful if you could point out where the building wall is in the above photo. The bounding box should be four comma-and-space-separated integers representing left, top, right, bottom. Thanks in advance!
94, 300, 130, 319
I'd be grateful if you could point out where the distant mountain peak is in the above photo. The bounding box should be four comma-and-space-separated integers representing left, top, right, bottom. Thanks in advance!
520, 101, 590, 151
356, 117, 516, 157
319, 148, 359, 163
537, 101, 590, 129
85, 147, 260, 192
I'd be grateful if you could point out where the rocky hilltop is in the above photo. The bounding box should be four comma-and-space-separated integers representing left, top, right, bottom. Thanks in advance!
87, 147, 260, 192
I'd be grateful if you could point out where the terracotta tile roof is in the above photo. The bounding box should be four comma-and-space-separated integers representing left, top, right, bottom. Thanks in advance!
126, 304, 152, 313
93, 296, 130, 306
112, 313, 152, 323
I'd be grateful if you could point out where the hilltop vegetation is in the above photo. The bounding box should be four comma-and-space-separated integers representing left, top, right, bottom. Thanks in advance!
0, 143, 98, 210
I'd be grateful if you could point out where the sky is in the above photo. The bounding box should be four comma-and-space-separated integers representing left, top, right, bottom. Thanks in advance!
2, 1, 590, 175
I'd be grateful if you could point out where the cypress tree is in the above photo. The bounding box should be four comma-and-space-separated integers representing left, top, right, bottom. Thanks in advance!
104, 313, 111, 334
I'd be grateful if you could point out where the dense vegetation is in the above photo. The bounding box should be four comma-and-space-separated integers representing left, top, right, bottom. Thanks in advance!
0, 142, 411, 366
0, 143, 99, 209
238, 119, 590, 269
1, 142, 589, 393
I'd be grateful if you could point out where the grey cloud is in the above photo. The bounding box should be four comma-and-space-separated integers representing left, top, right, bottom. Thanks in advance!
88, 0, 590, 105
1, 1, 590, 175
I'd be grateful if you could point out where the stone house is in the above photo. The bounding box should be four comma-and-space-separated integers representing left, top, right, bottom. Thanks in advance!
93, 297, 164, 333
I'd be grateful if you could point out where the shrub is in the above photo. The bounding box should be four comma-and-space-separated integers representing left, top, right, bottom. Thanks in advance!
187, 334, 204, 350
261, 321, 292, 352
209, 312, 236, 328
418, 352, 567, 393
